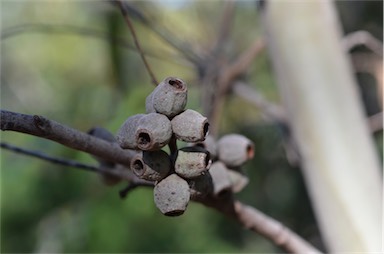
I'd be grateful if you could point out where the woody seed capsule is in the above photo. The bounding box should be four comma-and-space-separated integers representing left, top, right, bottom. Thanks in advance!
136, 113, 172, 151
217, 134, 255, 167
227, 169, 249, 193
151, 77, 188, 117
154, 174, 190, 216
171, 109, 209, 142
116, 114, 145, 149
175, 146, 211, 179
208, 161, 232, 196
130, 150, 171, 181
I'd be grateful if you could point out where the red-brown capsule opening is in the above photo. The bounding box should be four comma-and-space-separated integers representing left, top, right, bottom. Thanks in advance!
246, 144, 255, 160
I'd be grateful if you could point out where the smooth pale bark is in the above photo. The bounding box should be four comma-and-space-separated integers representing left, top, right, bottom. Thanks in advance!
262, 0, 382, 252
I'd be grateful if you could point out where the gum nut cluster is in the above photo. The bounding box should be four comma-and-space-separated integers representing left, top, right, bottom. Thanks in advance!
190, 134, 255, 196
116, 77, 211, 216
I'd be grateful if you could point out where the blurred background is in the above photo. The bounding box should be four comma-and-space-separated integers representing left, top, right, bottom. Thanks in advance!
1, 0, 382, 253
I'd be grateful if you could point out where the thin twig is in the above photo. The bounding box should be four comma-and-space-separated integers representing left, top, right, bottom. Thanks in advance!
1, 142, 100, 172
116, 0, 159, 86
0, 142, 148, 185
112, 1, 201, 64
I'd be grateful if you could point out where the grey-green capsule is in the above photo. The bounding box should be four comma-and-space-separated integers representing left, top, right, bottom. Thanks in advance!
145, 92, 156, 114
175, 146, 211, 179
154, 174, 190, 216
116, 114, 145, 149
136, 113, 172, 151
227, 169, 249, 193
171, 109, 209, 142
217, 134, 254, 167
208, 161, 232, 196
151, 77, 188, 117
130, 150, 171, 181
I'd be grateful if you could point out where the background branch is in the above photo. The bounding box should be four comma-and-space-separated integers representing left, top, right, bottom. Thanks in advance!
342, 30, 383, 56
116, 0, 158, 86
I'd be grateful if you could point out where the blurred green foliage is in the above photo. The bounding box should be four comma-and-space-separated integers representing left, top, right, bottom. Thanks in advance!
1, 1, 381, 253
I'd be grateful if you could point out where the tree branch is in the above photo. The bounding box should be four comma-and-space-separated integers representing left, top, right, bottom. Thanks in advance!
0, 110, 135, 167
1, 109, 321, 253
197, 194, 322, 253
232, 81, 286, 123
342, 30, 383, 57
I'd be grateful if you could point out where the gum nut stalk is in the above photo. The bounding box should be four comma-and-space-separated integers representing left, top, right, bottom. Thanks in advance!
227, 169, 249, 193
154, 174, 190, 216
208, 161, 232, 196
145, 91, 156, 114
116, 114, 145, 149
135, 113, 172, 151
217, 134, 255, 167
130, 150, 171, 181
175, 146, 211, 179
152, 77, 188, 117
171, 109, 209, 142
188, 174, 213, 200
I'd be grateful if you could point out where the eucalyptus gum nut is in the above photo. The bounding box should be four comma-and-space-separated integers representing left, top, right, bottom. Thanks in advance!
152, 77, 188, 117
154, 174, 190, 216
175, 146, 211, 179
209, 161, 232, 196
116, 114, 145, 149
136, 113, 172, 151
190, 135, 217, 159
171, 109, 209, 142
130, 150, 171, 181
188, 174, 213, 200
145, 92, 156, 114
88, 127, 116, 143
217, 134, 255, 167
227, 169, 249, 193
